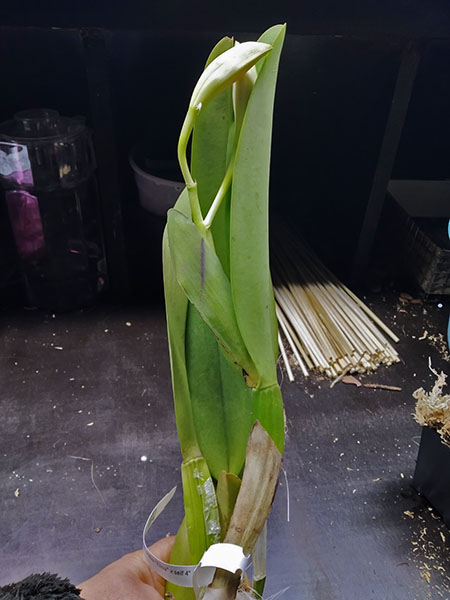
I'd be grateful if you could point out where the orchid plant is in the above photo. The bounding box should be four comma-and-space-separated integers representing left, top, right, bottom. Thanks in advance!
163, 24, 286, 600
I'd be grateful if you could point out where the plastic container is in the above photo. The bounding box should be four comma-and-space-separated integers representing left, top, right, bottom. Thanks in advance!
129, 147, 184, 217
0, 109, 107, 311
388, 180, 450, 295
413, 426, 450, 528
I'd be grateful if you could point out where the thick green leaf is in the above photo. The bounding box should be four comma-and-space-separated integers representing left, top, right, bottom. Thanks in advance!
162, 190, 201, 460
188, 43, 253, 480
186, 306, 253, 479
165, 191, 222, 575
229, 24, 286, 389
167, 208, 258, 385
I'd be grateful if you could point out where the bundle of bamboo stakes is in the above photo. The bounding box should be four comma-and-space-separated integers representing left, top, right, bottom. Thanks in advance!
272, 225, 400, 381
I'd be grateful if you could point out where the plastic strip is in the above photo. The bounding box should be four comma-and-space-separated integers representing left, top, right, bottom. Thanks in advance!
142, 487, 250, 597
192, 543, 249, 597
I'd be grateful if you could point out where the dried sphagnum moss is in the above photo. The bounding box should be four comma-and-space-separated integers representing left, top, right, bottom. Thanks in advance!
414, 360, 450, 447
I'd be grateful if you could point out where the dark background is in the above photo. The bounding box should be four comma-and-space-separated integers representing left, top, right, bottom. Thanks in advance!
1, 1, 449, 301
1, 5, 450, 599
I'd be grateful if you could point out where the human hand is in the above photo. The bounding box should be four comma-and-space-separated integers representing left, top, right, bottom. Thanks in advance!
78, 536, 174, 600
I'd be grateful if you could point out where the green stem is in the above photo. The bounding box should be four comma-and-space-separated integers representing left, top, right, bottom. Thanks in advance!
178, 107, 204, 230
203, 149, 236, 230
187, 182, 206, 232
178, 106, 215, 247
177, 107, 196, 188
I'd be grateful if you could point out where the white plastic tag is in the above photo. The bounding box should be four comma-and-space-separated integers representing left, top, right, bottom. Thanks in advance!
142, 487, 250, 597
192, 543, 249, 597
0, 142, 31, 177
142, 487, 196, 587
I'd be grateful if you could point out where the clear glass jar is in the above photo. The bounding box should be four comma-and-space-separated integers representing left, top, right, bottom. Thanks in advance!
0, 109, 107, 311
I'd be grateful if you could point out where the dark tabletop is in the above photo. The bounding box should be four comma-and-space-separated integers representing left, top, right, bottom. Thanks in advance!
1, 294, 449, 599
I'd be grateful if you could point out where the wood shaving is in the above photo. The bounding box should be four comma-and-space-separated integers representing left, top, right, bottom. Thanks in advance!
342, 375, 361, 387
399, 292, 422, 305
421, 570, 431, 584
411, 520, 450, 599
364, 383, 402, 391
427, 333, 450, 362
414, 359, 450, 446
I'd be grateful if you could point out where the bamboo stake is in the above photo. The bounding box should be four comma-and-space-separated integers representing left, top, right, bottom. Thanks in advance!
276, 306, 309, 376
278, 332, 295, 382
271, 221, 400, 380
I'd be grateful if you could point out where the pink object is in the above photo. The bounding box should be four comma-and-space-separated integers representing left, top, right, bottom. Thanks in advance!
6, 190, 45, 261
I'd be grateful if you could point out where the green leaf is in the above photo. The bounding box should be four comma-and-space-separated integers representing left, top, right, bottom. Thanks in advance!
188, 46, 253, 479
186, 306, 253, 479
252, 384, 284, 454
166, 208, 258, 385
162, 190, 201, 460
216, 471, 242, 538
165, 192, 222, 566
229, 24, 286, 389
204, 36, 234, 66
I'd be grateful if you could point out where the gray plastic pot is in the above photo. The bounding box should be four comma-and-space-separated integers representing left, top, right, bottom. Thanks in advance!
129, 150, 184, 217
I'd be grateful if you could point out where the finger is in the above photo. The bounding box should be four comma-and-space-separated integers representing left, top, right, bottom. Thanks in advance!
143, 535, 176, 595
148, 535, 175, 564
127, 536, 176, 595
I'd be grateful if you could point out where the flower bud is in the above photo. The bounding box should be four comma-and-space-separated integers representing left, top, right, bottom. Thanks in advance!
190, 42, 272, 110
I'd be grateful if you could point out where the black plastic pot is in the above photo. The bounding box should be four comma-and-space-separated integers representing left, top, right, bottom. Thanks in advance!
413, 426, 450, 528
